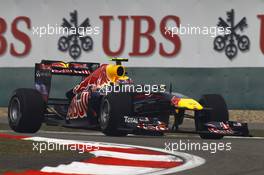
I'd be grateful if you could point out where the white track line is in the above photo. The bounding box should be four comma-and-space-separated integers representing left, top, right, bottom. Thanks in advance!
90, 150, 183, 162
24, 136, 205, 175
42, 162, 163, 175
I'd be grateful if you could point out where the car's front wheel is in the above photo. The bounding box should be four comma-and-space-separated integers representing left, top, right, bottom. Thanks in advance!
195, 94, 229, 139
99, 93, 132, 136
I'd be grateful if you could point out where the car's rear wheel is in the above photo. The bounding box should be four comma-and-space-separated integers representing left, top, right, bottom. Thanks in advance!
8, 88, 45, 133
195, 94, 229, 139
99, 93, 132, 136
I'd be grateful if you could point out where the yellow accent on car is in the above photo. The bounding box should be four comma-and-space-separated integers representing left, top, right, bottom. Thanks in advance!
106, 64, 126, 82
63, 63, 69, 68
118, 76, 129, 80
178, 98, 203, 110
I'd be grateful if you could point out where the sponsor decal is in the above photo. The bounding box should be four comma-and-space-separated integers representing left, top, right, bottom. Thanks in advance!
214, 9, 250, 60
0, 16, 31, 57
100, 15, 181, 57
58, 10, 93, 60
124, 116, 139, 124
171, 96, 180, 106
67, 91, 89, 119
2, 1, 264, 67
138, 117, 150, 122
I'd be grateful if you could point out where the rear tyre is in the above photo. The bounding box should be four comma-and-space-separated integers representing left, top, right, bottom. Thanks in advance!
195, 94, 229, 139
8, 88, 45, 133
99, 93, 132, 136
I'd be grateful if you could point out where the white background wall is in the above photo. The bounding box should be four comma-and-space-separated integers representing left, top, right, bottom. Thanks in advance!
0, 0, 263, 67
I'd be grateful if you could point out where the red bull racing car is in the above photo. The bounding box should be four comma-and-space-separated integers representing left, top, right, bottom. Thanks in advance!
8, 58, 249, 139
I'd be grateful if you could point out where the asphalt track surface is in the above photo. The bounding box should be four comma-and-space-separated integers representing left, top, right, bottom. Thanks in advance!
1, 116, 264, 175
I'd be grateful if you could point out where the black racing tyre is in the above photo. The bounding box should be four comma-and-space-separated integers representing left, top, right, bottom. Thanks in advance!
99, 93, 132, 136
195, 94, 229, 139
8, 88, 45, 133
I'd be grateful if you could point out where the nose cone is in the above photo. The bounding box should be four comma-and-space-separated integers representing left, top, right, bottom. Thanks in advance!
178, 98, 203, 110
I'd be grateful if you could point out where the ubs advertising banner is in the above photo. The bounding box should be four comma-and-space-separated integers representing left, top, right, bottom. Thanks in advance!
0, 0, 264, 67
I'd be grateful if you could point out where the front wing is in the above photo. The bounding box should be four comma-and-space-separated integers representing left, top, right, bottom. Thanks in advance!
203, 121, 249, 136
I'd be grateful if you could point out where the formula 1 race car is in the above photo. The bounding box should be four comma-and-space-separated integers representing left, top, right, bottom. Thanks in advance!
8, 58, 249, 139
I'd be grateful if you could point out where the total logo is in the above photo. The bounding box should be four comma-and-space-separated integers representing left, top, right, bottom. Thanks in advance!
124, 116, 150, 124
124, 116, 139, 124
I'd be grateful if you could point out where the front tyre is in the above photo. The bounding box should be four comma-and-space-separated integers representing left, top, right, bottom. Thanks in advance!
195, 94, 229, 139
99, 93, 132, 136
8, 88, 45, 133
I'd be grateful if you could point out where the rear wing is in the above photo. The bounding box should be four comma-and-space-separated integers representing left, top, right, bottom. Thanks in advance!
35, 60, 100, 101
35, 60, 100, 76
